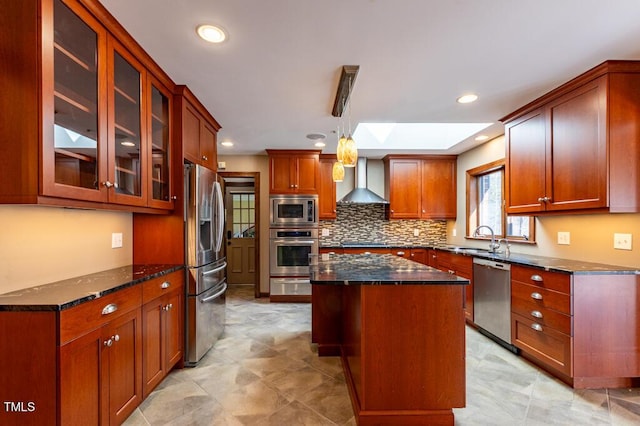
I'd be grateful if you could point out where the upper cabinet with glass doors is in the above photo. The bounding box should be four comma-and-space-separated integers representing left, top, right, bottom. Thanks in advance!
0, 0, 175, 212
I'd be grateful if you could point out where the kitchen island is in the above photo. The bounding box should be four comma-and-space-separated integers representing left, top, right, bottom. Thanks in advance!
310, 253, 469, 425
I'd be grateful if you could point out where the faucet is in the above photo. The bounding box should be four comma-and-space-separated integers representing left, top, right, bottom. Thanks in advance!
498, 238, 511, 257
473, 225, 500, 253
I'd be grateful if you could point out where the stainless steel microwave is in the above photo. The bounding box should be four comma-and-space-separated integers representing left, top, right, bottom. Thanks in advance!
270, 195, 318, 227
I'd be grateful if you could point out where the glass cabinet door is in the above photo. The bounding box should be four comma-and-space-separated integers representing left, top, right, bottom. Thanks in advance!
108, 40, 147, 206
148, 79, 172, 208
45, 0, 107, 201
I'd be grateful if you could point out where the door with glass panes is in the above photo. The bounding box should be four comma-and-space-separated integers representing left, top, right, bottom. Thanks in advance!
226, 191, 255, 284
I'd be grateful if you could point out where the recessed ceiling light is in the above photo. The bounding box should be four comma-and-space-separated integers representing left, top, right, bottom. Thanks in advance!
221, 141, 234, 147
314, 142, 326, 148
120, 141, 135, 147
196, 24, 227, 43
306, 133, 326, 141
457, 94, 478, 104
475, 135, 489, 141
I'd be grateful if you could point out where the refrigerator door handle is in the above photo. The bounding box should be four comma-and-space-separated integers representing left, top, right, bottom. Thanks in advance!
201, 281, 227, 303
203, 262, 227, 276
214, 180, 225, 253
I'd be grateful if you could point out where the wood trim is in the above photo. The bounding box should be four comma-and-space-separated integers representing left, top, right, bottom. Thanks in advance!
218, 171, 261, 298
173, 85, 221, 131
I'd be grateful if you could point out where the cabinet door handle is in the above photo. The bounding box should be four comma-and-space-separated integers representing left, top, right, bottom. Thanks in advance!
448, 269, 455, 275
101, 303, 118, 315
531, 310, 543, 318
537, 196, 551, 203
531, 323, 543, 332
102, 181, 114, 188
161, 281, 171, 289
202, 155, 208, 161
104, 338, 113, 347
531, 292, 543, 300
531, 274, 543, 282
112, 334, 120, 342
422, 209, 426, 213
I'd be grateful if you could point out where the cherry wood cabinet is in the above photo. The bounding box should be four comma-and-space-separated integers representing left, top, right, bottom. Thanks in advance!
0, 0, 176, 212
502, 60, 640, 214
383, 155, 457, 219
318, 154, 337, 219
511, 265, 640, 388
142, 271, 184, 397
267, 150, 320, 194
175, 85, 220, 171
432, 250, 474, 322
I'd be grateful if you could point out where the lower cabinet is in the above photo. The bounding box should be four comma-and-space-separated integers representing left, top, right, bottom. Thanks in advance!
511, 264, 640, 388
0, 270, 183, 426
434, 250, 474, 322
142, 272, 184, 397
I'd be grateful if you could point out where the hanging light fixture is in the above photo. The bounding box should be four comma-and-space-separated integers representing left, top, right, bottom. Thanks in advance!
332, 160, 345, 182
342, 75, 358, 167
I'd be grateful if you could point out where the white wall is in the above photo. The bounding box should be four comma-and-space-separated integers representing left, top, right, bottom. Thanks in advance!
0, 206, 132, 294
450, 136, 640, 268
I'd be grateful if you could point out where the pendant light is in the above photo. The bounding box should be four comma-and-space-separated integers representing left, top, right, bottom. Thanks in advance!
333, 122, 345, 182
342, 76, 358, 167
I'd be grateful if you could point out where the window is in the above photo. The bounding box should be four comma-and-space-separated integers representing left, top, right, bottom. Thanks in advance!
231, 193, 255, 238
467, 160, 535, 242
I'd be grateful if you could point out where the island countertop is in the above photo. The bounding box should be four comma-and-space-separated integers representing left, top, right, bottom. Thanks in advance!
309, 253, 469, 285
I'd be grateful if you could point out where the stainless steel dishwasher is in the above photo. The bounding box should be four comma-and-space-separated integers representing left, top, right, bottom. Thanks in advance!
473, 258, 515, 350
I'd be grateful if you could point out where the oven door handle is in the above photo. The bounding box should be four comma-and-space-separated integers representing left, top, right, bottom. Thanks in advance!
272, 240, 317, 244
201, 282, 228, 303
203, 262, 227, 276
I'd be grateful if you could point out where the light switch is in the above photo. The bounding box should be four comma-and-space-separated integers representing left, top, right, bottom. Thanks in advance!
111, 233, 123, 249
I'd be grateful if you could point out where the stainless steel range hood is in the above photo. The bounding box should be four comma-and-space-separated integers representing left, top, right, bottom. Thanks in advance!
338, 158, 389, 204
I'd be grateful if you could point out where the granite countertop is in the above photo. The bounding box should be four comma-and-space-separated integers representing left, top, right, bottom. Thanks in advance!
310, 253, 469, 285
319, 243, 639, 275
0, 264, 183, 311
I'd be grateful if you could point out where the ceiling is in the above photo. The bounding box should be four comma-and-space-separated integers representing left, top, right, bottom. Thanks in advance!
100, 0, 640, 158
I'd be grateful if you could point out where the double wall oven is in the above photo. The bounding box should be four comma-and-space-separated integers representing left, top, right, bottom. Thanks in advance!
269, 195, 318, 301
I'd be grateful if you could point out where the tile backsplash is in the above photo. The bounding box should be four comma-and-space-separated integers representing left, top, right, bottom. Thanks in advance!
320, 204, 447, 246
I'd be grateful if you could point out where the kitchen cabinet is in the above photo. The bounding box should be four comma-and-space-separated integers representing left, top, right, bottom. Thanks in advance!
318, 154, 337, 219
502, 60, 640, 214
267, 150, 320, 194
1, 0, 176, 212
343, 247, 391, 255
146, 77, 174, 209
175, 85, 220, 171
142, 271, 184, 397
59, 284, 143, 425
510, 264, 640, 388
383, 156, 457, 219
433, 250, 474, 322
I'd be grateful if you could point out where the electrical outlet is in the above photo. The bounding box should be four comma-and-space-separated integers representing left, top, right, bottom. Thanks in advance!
452, 228, 457, 237
613, 233, 632, 250
557, 231, 571, 245
321, 228, 330, 237
413, 229, 420, 237
111, 232, 123, 249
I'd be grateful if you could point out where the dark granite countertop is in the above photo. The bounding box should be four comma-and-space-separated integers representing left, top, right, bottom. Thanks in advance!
310, 254, 469, 285
0, 264, 183, 311
319, 243, 639, 275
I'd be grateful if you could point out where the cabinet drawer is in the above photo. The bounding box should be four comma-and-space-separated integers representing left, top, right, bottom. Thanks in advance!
512, 313, 572, 377
142, 270, 184, 304
511, 296, 572, 335
60, 285, 142, 345
511, 265, 571, 293
512, 281, 571, 315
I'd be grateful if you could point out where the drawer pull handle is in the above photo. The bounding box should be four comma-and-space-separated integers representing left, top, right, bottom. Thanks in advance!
531, 292, 543, 300
531, 274, 543, 282
396, 251, 405, 256
112, 334, 120, 342
448, 270, 455, 275
531, 323, 543, 332
161, 281, 171, 289
101, 303, 118, 315
104, 338, 113, 347
531, 310, 543, 318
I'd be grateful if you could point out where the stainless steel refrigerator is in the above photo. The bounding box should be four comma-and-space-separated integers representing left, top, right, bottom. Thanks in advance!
184, 163, 227, 366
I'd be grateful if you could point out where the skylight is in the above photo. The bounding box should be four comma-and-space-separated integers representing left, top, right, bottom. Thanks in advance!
352, 122, 493, 150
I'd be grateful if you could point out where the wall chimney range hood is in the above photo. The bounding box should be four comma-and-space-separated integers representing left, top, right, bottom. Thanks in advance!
338, 157, 389, 204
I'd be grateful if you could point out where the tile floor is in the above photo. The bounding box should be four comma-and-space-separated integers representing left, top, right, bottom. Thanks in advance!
124, 285, 640, 425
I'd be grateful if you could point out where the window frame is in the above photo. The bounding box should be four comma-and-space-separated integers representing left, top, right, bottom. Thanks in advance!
466, 159, 535, 243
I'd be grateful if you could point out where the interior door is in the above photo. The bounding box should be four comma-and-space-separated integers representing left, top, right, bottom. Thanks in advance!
226, 191, 256, 284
